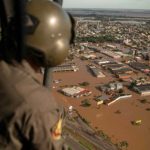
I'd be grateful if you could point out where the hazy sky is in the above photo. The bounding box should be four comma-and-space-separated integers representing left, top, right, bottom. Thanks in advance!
63, 0, 150, 9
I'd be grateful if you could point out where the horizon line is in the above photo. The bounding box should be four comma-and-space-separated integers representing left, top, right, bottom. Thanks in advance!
64, 7, 150, 11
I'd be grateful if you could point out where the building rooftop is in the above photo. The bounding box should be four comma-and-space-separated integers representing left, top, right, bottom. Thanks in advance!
135, 84, 150, 92
62, 86, 85, 96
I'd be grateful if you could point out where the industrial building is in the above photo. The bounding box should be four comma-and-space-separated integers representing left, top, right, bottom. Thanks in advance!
106, 94, 132, 106
53, 64, 79, 72
88, 65, 105, 78
129, 62, 150, 73
82, 54, 97, 60
133, 84, 150, 96
101, 62, 117, 68
95, 59, 111, 65
117, 73, 131, 80
95, 95, 110, 105
109, 82, 123, 91
99, 82, 123, 92
107, 63, 126, 70
101, 50, 121, 59
95, 93, 132, 106
112, 67, 133, 75
106, 44, 117, 49
61, 86, 92, 98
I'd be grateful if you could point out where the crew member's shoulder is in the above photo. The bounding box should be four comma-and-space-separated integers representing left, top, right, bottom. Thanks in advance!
0, 60, 59, 111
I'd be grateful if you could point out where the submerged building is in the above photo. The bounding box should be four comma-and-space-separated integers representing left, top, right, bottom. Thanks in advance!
61, 86, 92, 98
133, 84, 150, 96
53, 64, 79, 72
88, 65, 105, 78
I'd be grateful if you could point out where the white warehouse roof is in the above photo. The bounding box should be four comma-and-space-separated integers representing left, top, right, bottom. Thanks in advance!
62, 87, 85, 96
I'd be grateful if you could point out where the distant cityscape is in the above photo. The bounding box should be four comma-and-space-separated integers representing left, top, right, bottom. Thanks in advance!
65, 8, 150, 18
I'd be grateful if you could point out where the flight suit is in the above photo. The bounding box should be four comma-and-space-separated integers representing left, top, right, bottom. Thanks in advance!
0, 60, 65, 150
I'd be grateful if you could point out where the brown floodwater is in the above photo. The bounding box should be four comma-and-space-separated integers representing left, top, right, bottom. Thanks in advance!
52, 58, 150, 150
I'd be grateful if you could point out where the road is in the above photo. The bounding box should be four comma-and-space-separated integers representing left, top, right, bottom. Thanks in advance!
66, 136, 87, 150
65, 114, 118, 150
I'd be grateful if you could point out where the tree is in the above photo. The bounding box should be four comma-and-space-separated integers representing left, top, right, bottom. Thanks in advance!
116, 141, 129, 150
129, 81, 136, 89
68, 54, 74, 60
79, 82, 90, 86
81, 99, 91, 107
67, 147, 72, 150
146, 108, 150, 111
115, 110, 121, 114
118, 89, 124, 93
140, 99, 147, 104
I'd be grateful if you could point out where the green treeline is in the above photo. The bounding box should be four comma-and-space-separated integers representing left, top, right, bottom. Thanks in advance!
76, 35, 118, 43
